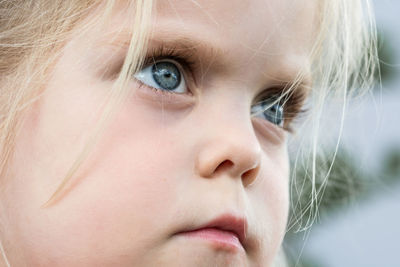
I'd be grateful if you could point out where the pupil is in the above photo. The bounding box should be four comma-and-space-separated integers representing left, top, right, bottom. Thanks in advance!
152, 62, 181, 90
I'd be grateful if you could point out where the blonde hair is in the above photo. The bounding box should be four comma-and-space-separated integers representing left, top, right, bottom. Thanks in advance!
0, 0, 378, 266
287, 0, 378, 234
0, 0, 153, 199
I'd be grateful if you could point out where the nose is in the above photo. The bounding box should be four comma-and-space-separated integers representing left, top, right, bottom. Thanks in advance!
195, 122, 262, 187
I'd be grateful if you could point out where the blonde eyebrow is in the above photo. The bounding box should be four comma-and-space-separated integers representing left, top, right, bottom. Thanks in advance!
103, 29, 224, 54
100, 29, 313, 94
101, 29, 227, 70
151, 35, 230, 77
269, 69, 312, 91
149, 36, 224, 60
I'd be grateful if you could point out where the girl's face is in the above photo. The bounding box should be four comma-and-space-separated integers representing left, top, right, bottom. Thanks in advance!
1, 0, 316, 266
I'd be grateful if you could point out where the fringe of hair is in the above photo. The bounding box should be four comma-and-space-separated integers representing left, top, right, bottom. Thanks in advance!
287, 0, 378, 233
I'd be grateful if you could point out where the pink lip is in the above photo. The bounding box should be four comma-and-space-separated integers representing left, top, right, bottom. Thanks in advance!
177, 213, 248, 252
179, 227, 243, 251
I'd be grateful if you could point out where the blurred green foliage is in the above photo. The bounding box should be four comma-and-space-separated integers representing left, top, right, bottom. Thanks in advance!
283, 28, 399, 266
380, 148, 400, 184
285, 146, 400, 266
288, 149, 367, 233
376, 29, 397, 85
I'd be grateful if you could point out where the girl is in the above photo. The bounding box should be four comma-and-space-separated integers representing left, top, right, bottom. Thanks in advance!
0, 0, 377, 266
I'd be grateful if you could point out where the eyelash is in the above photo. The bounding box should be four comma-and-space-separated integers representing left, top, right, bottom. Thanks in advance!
143, 45, 197, 80
252, 87, 308, 132
138, 45, 307, 132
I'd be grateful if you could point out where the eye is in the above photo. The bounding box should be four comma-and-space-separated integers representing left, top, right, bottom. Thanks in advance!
134, 60, 187, 93
251, 96, 284, 127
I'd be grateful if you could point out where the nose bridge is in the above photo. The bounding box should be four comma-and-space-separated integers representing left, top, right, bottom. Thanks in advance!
195, 110, 262, 186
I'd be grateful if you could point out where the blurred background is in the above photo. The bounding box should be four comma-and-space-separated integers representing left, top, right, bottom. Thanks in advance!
283, 0, 400, 266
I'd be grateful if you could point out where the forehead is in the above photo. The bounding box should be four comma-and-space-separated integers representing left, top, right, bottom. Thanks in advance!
153, 0, 318, 57
151, 0, 318, 81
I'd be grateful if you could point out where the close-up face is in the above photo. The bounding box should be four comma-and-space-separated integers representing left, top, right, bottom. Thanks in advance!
0, 0, 317, 266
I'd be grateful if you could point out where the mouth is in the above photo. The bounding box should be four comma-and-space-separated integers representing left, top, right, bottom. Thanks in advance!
175, 213, 248, 252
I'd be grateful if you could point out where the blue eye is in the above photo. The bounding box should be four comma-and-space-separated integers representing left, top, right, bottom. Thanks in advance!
134, 60, 187, 93
251, 97, 284, 126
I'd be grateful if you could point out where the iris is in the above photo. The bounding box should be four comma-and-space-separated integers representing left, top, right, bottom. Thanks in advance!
151, 62, 181, 91
251, 98, 284, 126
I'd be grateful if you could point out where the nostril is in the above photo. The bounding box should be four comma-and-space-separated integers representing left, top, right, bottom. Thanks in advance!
212, 160, 259, 186
242, 170, 252, 180
214, 160, 234, 175
241, 166, 260, 186
195, 140, 262, 180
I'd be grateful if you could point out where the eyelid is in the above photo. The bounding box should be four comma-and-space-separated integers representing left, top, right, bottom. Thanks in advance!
133, 60, 195, 108
143, 45, 198, 80
140, 45, 199, 94
118, 42, 309, 132
252, 86, 308, 132
135, 58, 188, 93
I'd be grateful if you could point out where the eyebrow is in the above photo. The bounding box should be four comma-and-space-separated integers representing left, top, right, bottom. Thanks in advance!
101, 29, 312, 94
266, 63, 312, 92
103, 29, 223, 54
102, 29, 228, 75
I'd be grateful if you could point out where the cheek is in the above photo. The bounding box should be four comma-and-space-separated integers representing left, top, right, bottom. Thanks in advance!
1, 85, 193, 264
55, 100, 196, 261
67, 103, 192, 247
248, 150, 289, 260
262, 152, 290, 222
78, 101, 188, 221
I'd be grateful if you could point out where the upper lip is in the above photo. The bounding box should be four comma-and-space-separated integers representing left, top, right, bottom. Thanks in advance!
178, 213, 248, 250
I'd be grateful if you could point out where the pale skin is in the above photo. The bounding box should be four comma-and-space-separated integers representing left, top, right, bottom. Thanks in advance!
0, 0, 317, 266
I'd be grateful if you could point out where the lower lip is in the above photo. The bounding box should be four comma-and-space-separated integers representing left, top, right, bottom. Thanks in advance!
178, 228, 244, 251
